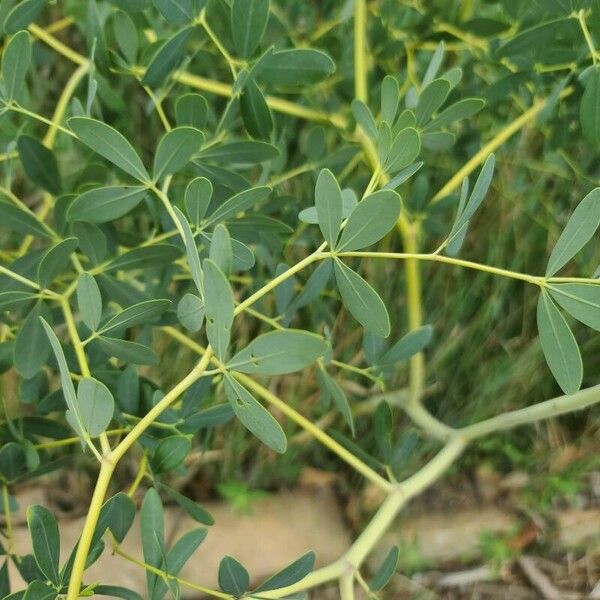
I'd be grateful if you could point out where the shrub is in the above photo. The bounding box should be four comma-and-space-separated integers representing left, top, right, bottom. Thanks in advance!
0, 1, 599, 599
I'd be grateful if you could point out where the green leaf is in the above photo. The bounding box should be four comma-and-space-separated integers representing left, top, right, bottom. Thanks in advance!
381, 75, 400, 124
254, 551, 315, 592
209, 224, 233, 275
205, 186, 271, 226
0, 199, 52, 238
72, 222, 107, 265
39, 317, 78, 421
17, 135, 62, 195
373, 401, 392, 462
0, 290, 37, 311
548, 283, 600, 331
22, 580, 57, 600
177, 293, 205, 332
580, 68, 600, 149
369, 546, 399, 591
176, 93, 208, 129
99, 299, 170, 335
334, 260, 390, 337
152, 435, 191, 473
203, 259, 234, 361
316, 367, 354, 435
258, 49, 335, 85
231, 0, 269, 58
185, 176, 213, 225
218, 555, 250, 595
93, 492, 136, 546
153, 126, 204, 180
173, 206, 204, 297
415, 78, 451, 127
15, 306, 51, 378
142, 25, 193, 88
315, 168, 343, 248
96, 336, 158, 365
198, 141, 279, 164
337, 190, 401, 251
0, 442, 27, 481
140, 488, 165, 596
160, 483, 214, 525
107, 244, 182, 272
37, 237, 78, 288
4, 0, 45, 34
153, 0, 193, 26
240, 78, 273, 139
424, 97, 485, 131
384, 127, 421, 173
69, 117, 149, 182
113, 10, 138, 64
92, 587, 142, 600
546, 188, 600, 276
537, 291, 582, 395
70, 377, 114, 438
165, 528, 207, 576
227, 330, 327, 375
2, 30, 31, 101
67, 186, 147, 223
379, 325, 433, 365
224, 373, 287, 453
27, 505, 60, 584
351, 99, 378, 141
76, 273, 102, 331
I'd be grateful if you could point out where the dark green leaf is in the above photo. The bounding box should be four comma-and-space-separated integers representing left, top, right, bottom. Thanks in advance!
254, 551, 315, 592
140, 488, 165, 595
18, 136, 62, 195
142, 26, 193, 88
152, 435, 191, 473
240, 78, 273, 139
198, 141, 279, 164
67, 186, 147, 223
379, 325, 433, 365
15, 306, 51, 378
160, 483, 214, 525
218, 555, 250, 596
107, 244, 182, 272
93, 492, 136, 546
37, 237, 78, 288
369, 546, 399, 591
0, 200, 52, 238
0, 442, 27, 481
153, 126, 204, 180
231, 0, 269, 58
27, 505, 60, 584
205, 186, 271, 226
580, 68, 600, 149
22, 580, 57, 600
424, 97, 485, 131
166, 528, 207, 574
96, 336, 158, 365
99, 299, 170, 334
316, 367, 354, 435
176, 93, 208, 129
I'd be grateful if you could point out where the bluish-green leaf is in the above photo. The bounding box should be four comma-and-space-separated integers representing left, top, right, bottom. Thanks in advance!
316, 367, 354, 435
548, 283, 600, 331
334, 260, 390, 337
224, 374, 287, 453
185, 176, 213, 225
205, 186, 271, 226
203, 259, 234, 361
537, 291, 582, 395
240, 78, 273, 139
15, 306, 51, 378
4, 0, 45, 33
424, 97, 485, 131
546, 188, 600, 276
231, 0, 269, 58
76, 273, 102, 331
142, 25, 193, 88
2, 30, 31, 101
152, 435, 191, 473
369, 546, 399, 591
381, 75, 400, 124
27, 505, 60, 584
18, 135, 62, 195
379, 325, 433, 365
69, 377, 114, 438
258, 49, 335, 85
337, 190, 401, 251
315, 168, 343, 248
218, 555, 250, 596
153, 126, 204, 180
415, 78, 451, 127
176, 93, 208, 129
254, 552, 315, 592
37, 237, 78, 288
96, 336, 158, 365
177, 293, 205, 332
140, 488, 165, 596
351, 99, 378, 141
69, 117, 149, 182
98, 299, 170, 335
580, 68, 600, 149
173, 206, 204, 297
0, 200, 52, 238
384, 127, 420, 173
227, 330, 327, 375
67, 186, 147, 223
